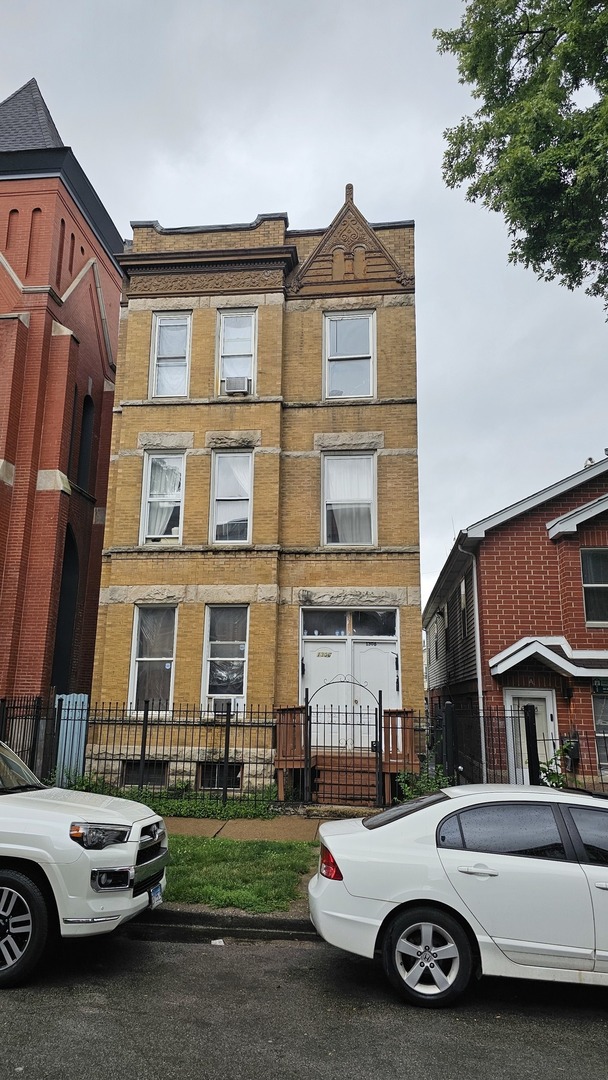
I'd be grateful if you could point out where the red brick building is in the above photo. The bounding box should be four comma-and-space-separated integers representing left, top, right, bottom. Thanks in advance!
0, 79, 123, 696
423, 458, 608, 781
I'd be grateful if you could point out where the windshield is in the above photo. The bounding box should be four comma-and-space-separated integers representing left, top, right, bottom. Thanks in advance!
0, 742, 45, 793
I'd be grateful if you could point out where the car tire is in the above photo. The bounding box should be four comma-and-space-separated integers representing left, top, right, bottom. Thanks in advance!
0, 869, 49, 988
383, 906, 473, 1008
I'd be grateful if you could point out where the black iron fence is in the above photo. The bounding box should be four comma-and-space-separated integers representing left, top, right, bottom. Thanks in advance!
0, 696, 54, 775
2, 696, 607, 806
1, 697, 428, 807
444, 701, 608, 793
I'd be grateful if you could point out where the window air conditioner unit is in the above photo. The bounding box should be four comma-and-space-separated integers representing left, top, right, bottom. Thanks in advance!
224, 377, 250, 394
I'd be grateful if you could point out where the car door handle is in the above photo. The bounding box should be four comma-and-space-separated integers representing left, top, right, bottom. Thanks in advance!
594, 882, 608, 891
457, 865, 498, 877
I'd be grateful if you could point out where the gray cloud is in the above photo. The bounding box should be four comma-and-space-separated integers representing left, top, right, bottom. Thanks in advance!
3, 0, 605, 603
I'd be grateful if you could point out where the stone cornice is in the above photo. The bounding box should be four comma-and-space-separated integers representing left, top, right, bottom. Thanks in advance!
119, 245, 298, 280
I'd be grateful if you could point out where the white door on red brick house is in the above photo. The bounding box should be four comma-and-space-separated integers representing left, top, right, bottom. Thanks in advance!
503, 689, 558, 784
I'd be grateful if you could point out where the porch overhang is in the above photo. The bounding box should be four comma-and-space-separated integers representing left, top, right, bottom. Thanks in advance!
489, 637, 608, 679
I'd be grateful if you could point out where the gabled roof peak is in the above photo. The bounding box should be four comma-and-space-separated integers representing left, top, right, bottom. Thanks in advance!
287, 183, 413, 296
0, 78, 64, 151
467, 456, 608, 540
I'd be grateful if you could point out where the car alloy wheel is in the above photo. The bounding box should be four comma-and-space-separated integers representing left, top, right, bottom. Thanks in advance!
0, 871, 49, 988
383, 906, 473, 1008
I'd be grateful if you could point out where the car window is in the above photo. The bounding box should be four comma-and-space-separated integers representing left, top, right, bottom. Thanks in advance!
437, 813, 464, 849
569, 806, 608, 866
363, 792, 449, 829
440, 803, 567, 861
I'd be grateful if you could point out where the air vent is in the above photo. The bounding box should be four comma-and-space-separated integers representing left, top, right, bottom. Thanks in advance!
224, 377, 250, 394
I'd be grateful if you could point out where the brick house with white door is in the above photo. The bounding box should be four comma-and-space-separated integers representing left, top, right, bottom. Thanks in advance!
423, 458, 608, 783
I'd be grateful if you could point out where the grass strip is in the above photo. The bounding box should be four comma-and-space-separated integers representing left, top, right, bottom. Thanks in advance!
165, 836, 317, 913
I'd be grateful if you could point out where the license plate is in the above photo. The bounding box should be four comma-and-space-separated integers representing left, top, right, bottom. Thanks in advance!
149, 883, 163, 909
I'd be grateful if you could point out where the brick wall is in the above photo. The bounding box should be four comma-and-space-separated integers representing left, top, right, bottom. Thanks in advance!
0, 173, 122, 696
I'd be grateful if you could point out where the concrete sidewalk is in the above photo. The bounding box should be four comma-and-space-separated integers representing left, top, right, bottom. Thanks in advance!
163, 816, 330, 841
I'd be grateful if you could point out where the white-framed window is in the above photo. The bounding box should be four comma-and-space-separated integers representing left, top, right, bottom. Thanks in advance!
593, 695, 608, 772
582, 549, 608, 624
140, 452, 184, 544
323, 453, 375, 546
218, 310, 256, 394
324, 311, 374, 399
151, 313, 191, 397
203, 606, 248, 711
211, 452, 252, 543
130, 606, 176, 708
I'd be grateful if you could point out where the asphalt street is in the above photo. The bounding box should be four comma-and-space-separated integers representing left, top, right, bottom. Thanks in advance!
1, 932, 607, 1080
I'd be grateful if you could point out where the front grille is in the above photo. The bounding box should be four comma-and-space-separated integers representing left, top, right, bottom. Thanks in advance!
136, 840, 163, 866
132, 818, 168, 896
133, 869, 164, 898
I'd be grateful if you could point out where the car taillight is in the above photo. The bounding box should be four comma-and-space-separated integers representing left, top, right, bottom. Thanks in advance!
320, 844, 343, 881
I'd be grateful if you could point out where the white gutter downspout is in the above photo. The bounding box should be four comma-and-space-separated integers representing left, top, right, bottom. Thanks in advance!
458, 543, 487, 781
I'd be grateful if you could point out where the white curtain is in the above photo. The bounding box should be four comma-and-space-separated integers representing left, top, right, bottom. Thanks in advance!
325, 457, 372, 544
217, 454, 250, 498
147, 457, 182, 537
215, 455, 251, 538
222, 354, 251, 379
221, 315, 253, 380
156, 321, 187, 395
328, 315, 370, 358
156, 360, 187, 396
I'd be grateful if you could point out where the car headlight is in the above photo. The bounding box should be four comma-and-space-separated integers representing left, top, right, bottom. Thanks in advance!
70, 822, 132, 849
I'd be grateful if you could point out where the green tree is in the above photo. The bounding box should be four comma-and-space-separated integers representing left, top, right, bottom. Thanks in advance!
434, 1, 608, 308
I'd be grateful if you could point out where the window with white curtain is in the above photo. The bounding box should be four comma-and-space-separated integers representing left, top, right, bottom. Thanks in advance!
323, 454, 375, 545
324, 312, 373, 399
212, 452, 252, 543
219, 311, 255, 393
130, 606, 176, 707
151, 314, 190, 397
203, 606, 248, 709
141, 453, 184, 543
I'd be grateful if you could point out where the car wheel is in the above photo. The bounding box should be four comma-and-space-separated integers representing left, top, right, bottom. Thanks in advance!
383, 906, 473, 1008
0, 870, 49, 988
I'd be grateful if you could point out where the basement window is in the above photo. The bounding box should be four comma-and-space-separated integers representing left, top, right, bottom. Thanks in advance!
197, 761, 242, 790
121, 759, 169, 787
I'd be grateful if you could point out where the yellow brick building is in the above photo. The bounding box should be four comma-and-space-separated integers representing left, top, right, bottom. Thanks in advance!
92, 186, 424, 743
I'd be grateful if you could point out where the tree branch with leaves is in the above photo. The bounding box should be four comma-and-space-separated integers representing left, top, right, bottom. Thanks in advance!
434, 0, 608, 309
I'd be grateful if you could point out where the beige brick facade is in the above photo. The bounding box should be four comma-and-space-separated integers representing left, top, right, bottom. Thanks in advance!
92, 187, 424, 714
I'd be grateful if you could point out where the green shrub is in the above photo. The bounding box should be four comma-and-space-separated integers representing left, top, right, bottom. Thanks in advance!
396, 764, 454, 801
61, 773, 278, 819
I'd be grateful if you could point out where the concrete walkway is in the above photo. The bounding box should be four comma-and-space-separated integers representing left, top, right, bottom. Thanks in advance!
164, 816, 329, 841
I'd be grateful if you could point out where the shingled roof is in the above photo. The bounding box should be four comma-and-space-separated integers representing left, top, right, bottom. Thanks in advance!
0, 78, 64, 151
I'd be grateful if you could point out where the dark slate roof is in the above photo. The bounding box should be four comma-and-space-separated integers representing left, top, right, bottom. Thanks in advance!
0, 78, 63, 151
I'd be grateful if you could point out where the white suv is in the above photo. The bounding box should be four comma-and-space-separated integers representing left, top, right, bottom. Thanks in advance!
0, 739, 168, 987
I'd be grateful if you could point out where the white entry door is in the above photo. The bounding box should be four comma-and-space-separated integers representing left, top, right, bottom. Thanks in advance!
302, 634, 400, 748
503, 690, 558, 784
302, 639, 351, 747
352, 641, 400, 711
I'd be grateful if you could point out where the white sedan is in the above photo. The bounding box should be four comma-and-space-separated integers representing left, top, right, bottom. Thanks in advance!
308, 784, 608, 1007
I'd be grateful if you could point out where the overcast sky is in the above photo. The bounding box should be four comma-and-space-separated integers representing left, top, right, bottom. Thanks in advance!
3, 0, 606, 604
